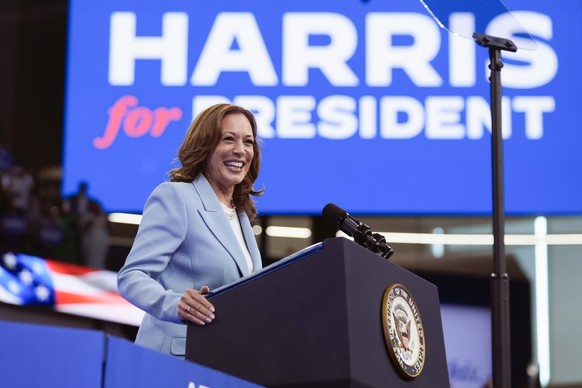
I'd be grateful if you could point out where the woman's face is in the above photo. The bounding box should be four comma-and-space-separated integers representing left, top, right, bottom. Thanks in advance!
205, 113, 255, 194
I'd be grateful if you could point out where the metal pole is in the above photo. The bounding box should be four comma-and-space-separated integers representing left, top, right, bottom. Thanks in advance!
473, 33, 516, 387
487, 41, 512, 388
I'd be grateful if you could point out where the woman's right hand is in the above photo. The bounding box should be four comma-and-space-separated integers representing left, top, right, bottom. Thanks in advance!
178, 286, 215, 325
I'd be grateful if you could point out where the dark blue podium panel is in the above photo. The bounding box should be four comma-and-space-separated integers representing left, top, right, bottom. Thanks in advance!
104, 336, 263, 388
0, 320, 104, 388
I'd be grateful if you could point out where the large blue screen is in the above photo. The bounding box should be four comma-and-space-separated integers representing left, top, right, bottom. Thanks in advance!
63, 0, 582, 215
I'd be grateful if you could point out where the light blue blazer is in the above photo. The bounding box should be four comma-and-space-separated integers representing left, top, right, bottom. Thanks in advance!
117, 174, 262, 356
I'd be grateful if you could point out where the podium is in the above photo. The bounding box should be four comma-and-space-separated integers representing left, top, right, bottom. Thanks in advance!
186, 237, 449, 387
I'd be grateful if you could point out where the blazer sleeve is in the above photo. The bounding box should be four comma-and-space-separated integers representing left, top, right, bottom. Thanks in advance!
117, 182, 188, 324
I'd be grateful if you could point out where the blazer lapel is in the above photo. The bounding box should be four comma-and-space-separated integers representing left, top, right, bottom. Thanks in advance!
193, 175, 250, 277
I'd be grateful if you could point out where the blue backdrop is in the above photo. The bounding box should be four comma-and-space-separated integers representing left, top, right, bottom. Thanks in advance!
63, 0, 582, 215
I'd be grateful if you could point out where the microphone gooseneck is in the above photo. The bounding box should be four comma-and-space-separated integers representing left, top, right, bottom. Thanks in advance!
322, 203, 394, 259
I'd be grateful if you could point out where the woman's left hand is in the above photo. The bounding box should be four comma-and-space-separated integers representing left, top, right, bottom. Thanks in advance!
178, 286, 215, 325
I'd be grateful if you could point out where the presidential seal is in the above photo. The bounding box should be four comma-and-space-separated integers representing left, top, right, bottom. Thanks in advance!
381, 283, 426, 379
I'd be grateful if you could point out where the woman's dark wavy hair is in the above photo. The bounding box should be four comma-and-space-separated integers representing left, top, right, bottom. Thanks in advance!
169, 104, 263, 219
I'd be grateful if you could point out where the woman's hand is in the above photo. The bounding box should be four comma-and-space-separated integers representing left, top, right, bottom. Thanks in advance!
178, 286, 215, 325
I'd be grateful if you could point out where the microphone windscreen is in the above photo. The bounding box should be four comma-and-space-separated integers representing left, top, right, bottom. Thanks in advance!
322, 203, 346, 225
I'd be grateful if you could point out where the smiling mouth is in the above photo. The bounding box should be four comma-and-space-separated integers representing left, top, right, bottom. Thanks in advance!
224, 160, 244, 171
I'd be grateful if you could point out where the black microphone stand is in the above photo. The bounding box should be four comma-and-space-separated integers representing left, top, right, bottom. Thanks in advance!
346, 217, 394, 259
473, 32, 516, 388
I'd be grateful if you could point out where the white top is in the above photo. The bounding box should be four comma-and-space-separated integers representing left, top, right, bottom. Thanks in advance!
221, 203, 254, 273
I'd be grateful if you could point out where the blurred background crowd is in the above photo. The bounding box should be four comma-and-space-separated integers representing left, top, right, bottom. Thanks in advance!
0, 141, 110, 269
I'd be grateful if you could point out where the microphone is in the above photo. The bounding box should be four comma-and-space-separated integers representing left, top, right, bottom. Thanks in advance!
322, 203, 394, 259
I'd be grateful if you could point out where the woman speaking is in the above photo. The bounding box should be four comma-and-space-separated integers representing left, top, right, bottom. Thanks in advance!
118, 103, 264, 357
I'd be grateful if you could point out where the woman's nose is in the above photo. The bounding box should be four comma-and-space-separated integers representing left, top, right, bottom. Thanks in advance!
233, 140, 245, 154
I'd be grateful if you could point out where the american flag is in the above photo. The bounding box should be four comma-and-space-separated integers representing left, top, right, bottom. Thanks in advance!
0, 252, 143, 326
